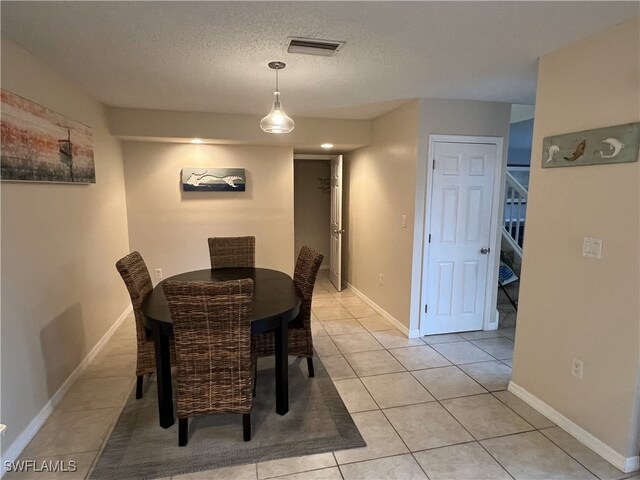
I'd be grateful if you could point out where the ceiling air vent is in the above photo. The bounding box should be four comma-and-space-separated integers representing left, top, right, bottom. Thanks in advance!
285, 37, 345, 57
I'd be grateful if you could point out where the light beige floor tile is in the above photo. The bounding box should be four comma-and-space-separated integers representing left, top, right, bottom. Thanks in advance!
458, 361, 512, 391
323, 319, 367, 336
481, 431, 597, 479
389, 345, 451, 370
5, 451, 98, 480
313, 336, 340, 357
100, 333, 137, 355
56, 376, 134, 411
345, 304, 378, 318
384, 402, 473, 451
21, 408, 119, 458
312, 297, 344, 309
334, 410, 408, 464
413, 442, 511, 480
269, 466, 342, 480
441, 394, 534, 440
471, 337, 515, 360
313, 290, 336, 299
258, 453, 336, 479
421, 333, 465, 345
371, 330, 424, 349
174, 463, 257, 479
361, 372, 434, 408
321, 354, 357, 380
332, 332, 384, 354
311, 321, 328, 337
493, 390, 555, 429
333, 378, 379, 413
356, 315, 395, 332
344, 350, 405, 377
82, 353, 136, 379
459, 330, 503, 341
411, 366, 486, 400
313, 306, 354, 321
331, 288, 357, 299
541, 427, 630, 480
339, 454, 428, 480
431, 342, 495, 365
337, 296, 368, 308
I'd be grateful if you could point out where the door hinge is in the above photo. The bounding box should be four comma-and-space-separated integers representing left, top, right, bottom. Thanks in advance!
432, 159, 435, 169
424, 304, 428, 314
428, 233, 431, 243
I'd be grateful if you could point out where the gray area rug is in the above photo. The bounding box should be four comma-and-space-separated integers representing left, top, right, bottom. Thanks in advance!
91, 356, 365, 479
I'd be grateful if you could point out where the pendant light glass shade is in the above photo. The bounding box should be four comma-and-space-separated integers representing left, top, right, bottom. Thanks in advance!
260, 62, 295, 134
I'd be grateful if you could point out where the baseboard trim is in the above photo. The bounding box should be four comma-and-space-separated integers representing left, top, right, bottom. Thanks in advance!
1, 306, 132, 470
508, 381, 639, 473
345, 282, 418, 338
319, 265, 330, 271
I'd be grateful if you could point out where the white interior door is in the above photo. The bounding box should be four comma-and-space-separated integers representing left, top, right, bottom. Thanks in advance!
422, 142, 497, 334
329, 155, 343, 291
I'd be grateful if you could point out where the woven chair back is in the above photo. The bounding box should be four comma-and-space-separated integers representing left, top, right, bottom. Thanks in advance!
115, 251, 154, 348
208, 236, 255, 269
163, 279, 254, 417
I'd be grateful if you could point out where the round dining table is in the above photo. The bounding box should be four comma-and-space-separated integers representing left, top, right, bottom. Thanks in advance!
141, 267, 301, 429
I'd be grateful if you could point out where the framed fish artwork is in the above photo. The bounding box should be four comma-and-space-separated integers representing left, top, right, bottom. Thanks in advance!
181, 168, 246, 192
542, 122, 639, 168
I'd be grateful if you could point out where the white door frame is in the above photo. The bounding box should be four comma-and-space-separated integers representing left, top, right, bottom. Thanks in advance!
416, 135, 504, 336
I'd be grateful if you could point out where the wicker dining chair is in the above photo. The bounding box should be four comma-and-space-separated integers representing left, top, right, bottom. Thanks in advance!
208, 236, 255, 269
163, 279, 255, 446
253, 245, 324, 376
116, 251, 175, 399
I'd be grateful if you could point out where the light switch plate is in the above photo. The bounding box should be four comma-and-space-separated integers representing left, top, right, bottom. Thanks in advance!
583, 237, 603, 259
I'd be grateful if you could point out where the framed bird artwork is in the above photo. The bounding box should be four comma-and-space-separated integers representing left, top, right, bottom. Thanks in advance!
542, 122, 639, 168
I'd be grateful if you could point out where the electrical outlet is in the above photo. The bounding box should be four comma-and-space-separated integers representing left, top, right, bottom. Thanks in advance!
378, 273, 383, 285
155, 268, 163, 279
401, 215, 407, 228
571, 357, 584, 380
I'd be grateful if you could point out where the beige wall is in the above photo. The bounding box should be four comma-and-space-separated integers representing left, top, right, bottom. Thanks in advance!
512, 18, 640, 458
344, 100, 420, 327
294, 160, 331, 261
344, 99, 510, 332
108, 107, 371, 154
122, 142, 295, 277
1, 39, 130, 457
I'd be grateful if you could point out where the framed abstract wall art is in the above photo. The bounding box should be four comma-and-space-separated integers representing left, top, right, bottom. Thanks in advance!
542, 122, 639, 168
1, 89, 95, 183
181, 168, 246, 192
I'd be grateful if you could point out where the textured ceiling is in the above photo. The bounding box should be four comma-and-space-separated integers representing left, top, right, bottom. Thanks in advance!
1, 1, 638, 119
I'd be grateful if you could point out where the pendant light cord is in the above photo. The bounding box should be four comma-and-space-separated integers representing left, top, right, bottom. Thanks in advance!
275, 67, 279, 93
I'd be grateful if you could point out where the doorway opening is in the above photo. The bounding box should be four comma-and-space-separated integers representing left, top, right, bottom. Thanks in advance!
293, 154, 343, 292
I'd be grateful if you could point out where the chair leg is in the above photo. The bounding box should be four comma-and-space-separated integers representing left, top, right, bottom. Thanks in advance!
178, 418, 189, 446
253, 364, 257, 397
135, 375, 144, 399
307, 357, 315, 378
243, 413, 251, 442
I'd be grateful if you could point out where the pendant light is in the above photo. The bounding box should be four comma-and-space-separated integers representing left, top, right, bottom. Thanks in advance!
260, 61, 295, 134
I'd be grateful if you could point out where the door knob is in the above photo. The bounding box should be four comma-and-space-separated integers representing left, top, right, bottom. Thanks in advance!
480, 247, 491, 254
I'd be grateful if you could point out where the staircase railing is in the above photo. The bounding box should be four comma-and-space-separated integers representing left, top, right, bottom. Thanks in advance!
502, 170, 527, 260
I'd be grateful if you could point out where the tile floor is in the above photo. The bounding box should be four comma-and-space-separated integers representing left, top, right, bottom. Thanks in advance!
7, 272, 638, 480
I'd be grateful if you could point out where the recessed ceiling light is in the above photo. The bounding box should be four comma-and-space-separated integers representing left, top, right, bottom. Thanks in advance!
321, 143, 334, 149
190, 138, 204, 144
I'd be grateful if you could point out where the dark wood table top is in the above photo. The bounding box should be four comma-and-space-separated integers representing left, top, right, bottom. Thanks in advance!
141, 267, 301, 333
